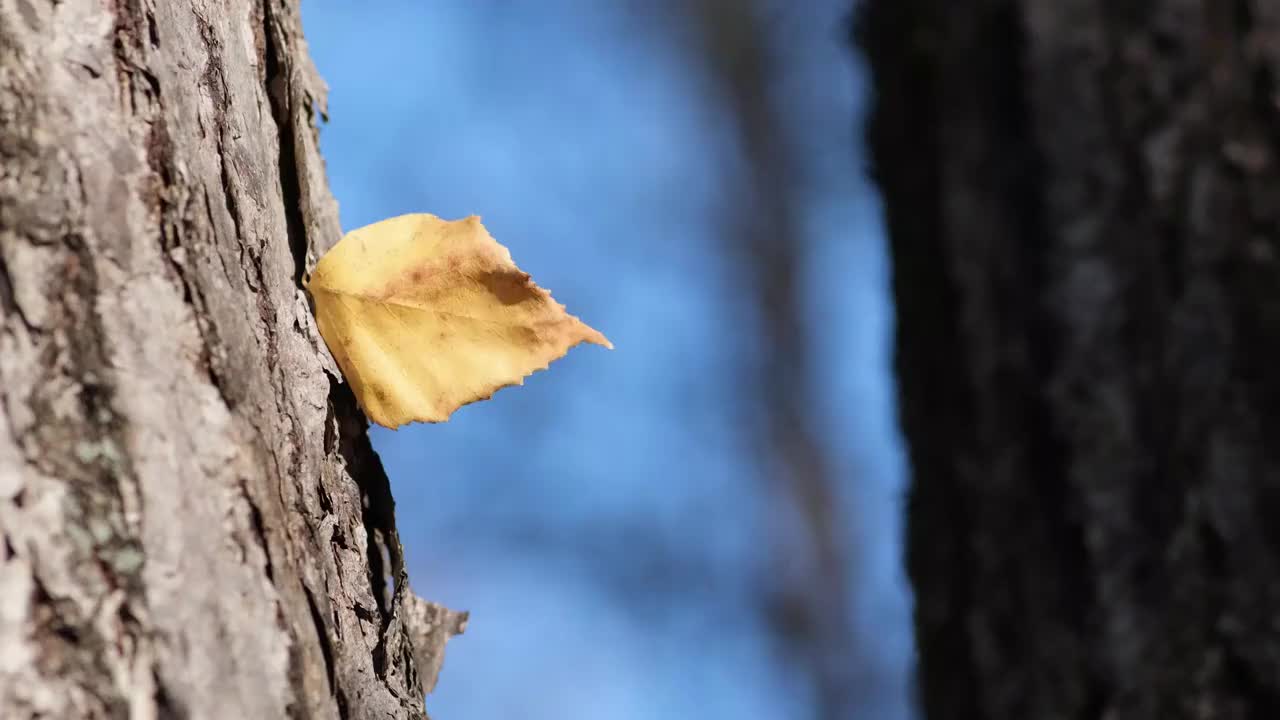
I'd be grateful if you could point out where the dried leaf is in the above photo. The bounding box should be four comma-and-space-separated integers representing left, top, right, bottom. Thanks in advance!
306, 213, 611, 428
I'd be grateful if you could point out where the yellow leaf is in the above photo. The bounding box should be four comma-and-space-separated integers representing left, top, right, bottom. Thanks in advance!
305, 213, 612, 429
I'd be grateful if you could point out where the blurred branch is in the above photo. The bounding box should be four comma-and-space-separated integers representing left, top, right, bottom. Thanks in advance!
690, 1, 864, 716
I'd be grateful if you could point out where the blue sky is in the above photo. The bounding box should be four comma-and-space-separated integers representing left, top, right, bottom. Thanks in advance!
303, 2, 913, 717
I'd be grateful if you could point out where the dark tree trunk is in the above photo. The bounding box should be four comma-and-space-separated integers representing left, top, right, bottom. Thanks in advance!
858, 1, 1280, 718
0, 1, 461, 717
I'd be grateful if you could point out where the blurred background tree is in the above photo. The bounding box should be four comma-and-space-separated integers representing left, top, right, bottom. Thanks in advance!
305, 1, 912, 718
860, 1, 1280, 718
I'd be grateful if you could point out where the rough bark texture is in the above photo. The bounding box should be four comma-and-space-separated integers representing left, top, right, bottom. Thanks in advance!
0, 1, 463, 718
859, 1, 1280, 718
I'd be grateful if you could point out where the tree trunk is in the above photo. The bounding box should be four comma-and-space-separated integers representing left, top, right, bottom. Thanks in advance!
858, 1, 1280, 718
0, 1, 463, 718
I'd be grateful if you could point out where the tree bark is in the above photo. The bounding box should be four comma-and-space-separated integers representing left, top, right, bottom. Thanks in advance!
0, 1, 463, 718
858, 1, 1280, 718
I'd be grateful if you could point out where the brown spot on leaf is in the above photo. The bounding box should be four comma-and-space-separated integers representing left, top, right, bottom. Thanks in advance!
478, 270, 534, 306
